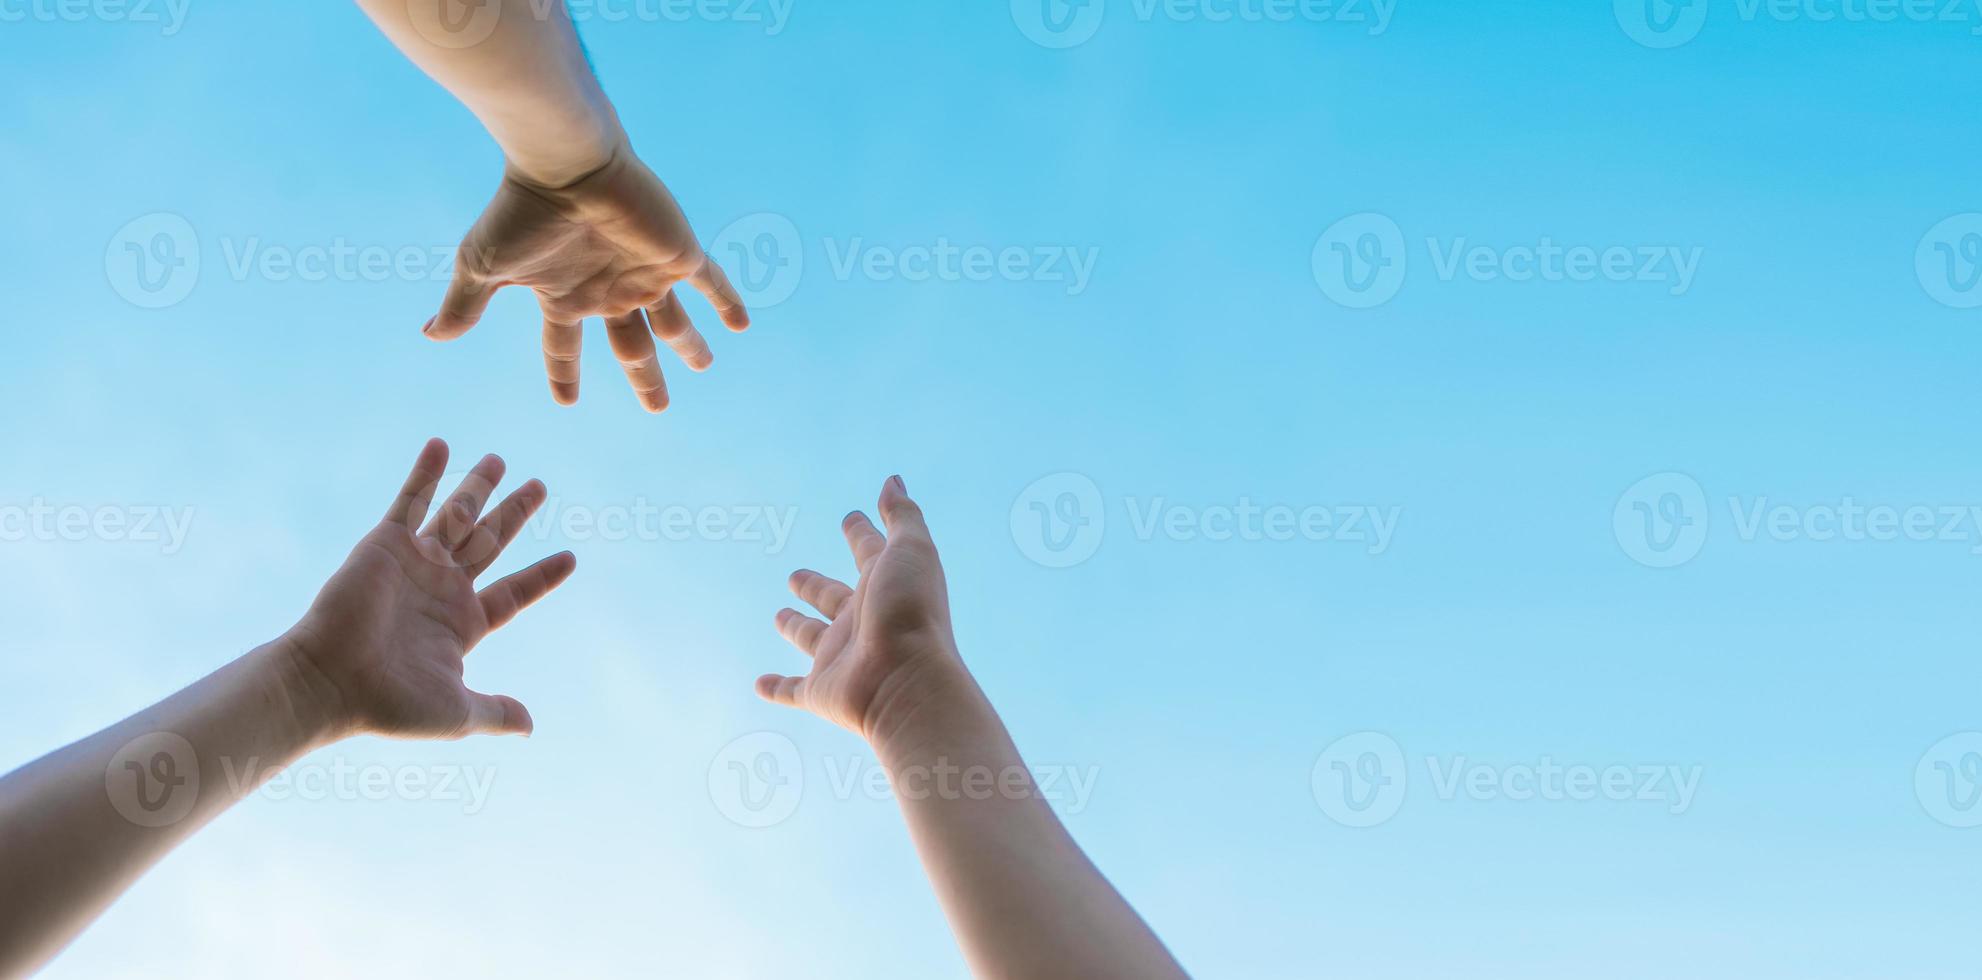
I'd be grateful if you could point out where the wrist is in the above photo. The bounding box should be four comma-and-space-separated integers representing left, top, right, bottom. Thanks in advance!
501, 113, 627, 191
254, 634, 353, 751
867, 649, 1006, 767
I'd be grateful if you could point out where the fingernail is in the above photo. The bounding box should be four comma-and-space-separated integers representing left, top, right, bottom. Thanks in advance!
421, 316, 437, 336
887, 475, 906, 495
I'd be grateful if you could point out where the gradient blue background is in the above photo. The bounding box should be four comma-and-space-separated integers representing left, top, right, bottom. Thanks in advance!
3, 1, 1981, 976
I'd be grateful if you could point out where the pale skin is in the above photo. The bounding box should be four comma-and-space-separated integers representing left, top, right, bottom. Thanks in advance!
0, 440, 574, 976
760, 478, 1189, 980
357, 0, 751, 413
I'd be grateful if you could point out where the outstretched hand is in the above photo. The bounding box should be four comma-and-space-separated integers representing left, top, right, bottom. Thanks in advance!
424, 146, 751, 414
285, 439, 576, 740
758, 477, 971, 743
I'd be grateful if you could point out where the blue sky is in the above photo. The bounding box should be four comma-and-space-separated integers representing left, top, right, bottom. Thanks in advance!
4, 1, 1982, 976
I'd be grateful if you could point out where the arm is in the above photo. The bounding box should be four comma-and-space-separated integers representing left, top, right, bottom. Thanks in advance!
357, 0, 750, 413
0, 440, 574, 975
756, 478, 1188, 980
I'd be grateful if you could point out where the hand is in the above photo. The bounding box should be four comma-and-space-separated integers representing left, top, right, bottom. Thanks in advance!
283, 439, 576, 740
758, 477, 978, 744
423, 144, 751, 414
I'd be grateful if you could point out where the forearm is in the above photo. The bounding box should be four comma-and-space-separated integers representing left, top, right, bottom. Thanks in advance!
872, 660, 1187, 980
357, 0, 624, 186
0, 639, 341, 974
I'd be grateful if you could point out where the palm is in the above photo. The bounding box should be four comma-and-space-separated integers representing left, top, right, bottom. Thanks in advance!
424, 149, 751, 413
761, 479, 957, 739
289, 441, 576, 740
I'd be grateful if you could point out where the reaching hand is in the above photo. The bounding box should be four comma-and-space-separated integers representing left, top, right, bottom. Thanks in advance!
423, 146, 751, 414
758, 477, 971, 742
285, 439, 576, 740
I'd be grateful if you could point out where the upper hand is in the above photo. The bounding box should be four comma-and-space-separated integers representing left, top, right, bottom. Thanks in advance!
757, 478, 973, 743
285, 439, 576, 740
423, 146, 751, 414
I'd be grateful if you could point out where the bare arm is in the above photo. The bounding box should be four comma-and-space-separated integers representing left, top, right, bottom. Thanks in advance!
0, 440, 574, 975
757, 479, 1188, 979
355, 0, 750, 413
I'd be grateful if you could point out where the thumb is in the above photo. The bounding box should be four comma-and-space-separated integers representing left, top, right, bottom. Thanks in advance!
465, 691, 534, 737
425, 270, 497, 341
877, 475, 930, 540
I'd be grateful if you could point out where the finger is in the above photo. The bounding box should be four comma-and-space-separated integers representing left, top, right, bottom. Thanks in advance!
602, 310, 670, 413
464, 691, 534, 737
461, 479, 548, 579
478, 550, 578, 632
384, 438, 449, 527
645, 290, 714, 372
842, 511, 886, 574
787, 569, 852, 620
877, 475, 931, 542
688, 252, 751, 333
754, 673, 806, 708
775, 607, 828, 656
423, 454, 506, 552
425, 265, 496, 341
543, 316, 583, 406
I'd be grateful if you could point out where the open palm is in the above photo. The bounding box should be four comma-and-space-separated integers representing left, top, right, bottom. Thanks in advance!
288, 439, 575, 740
759, 478, 962, 740
423, 147, 751, 414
